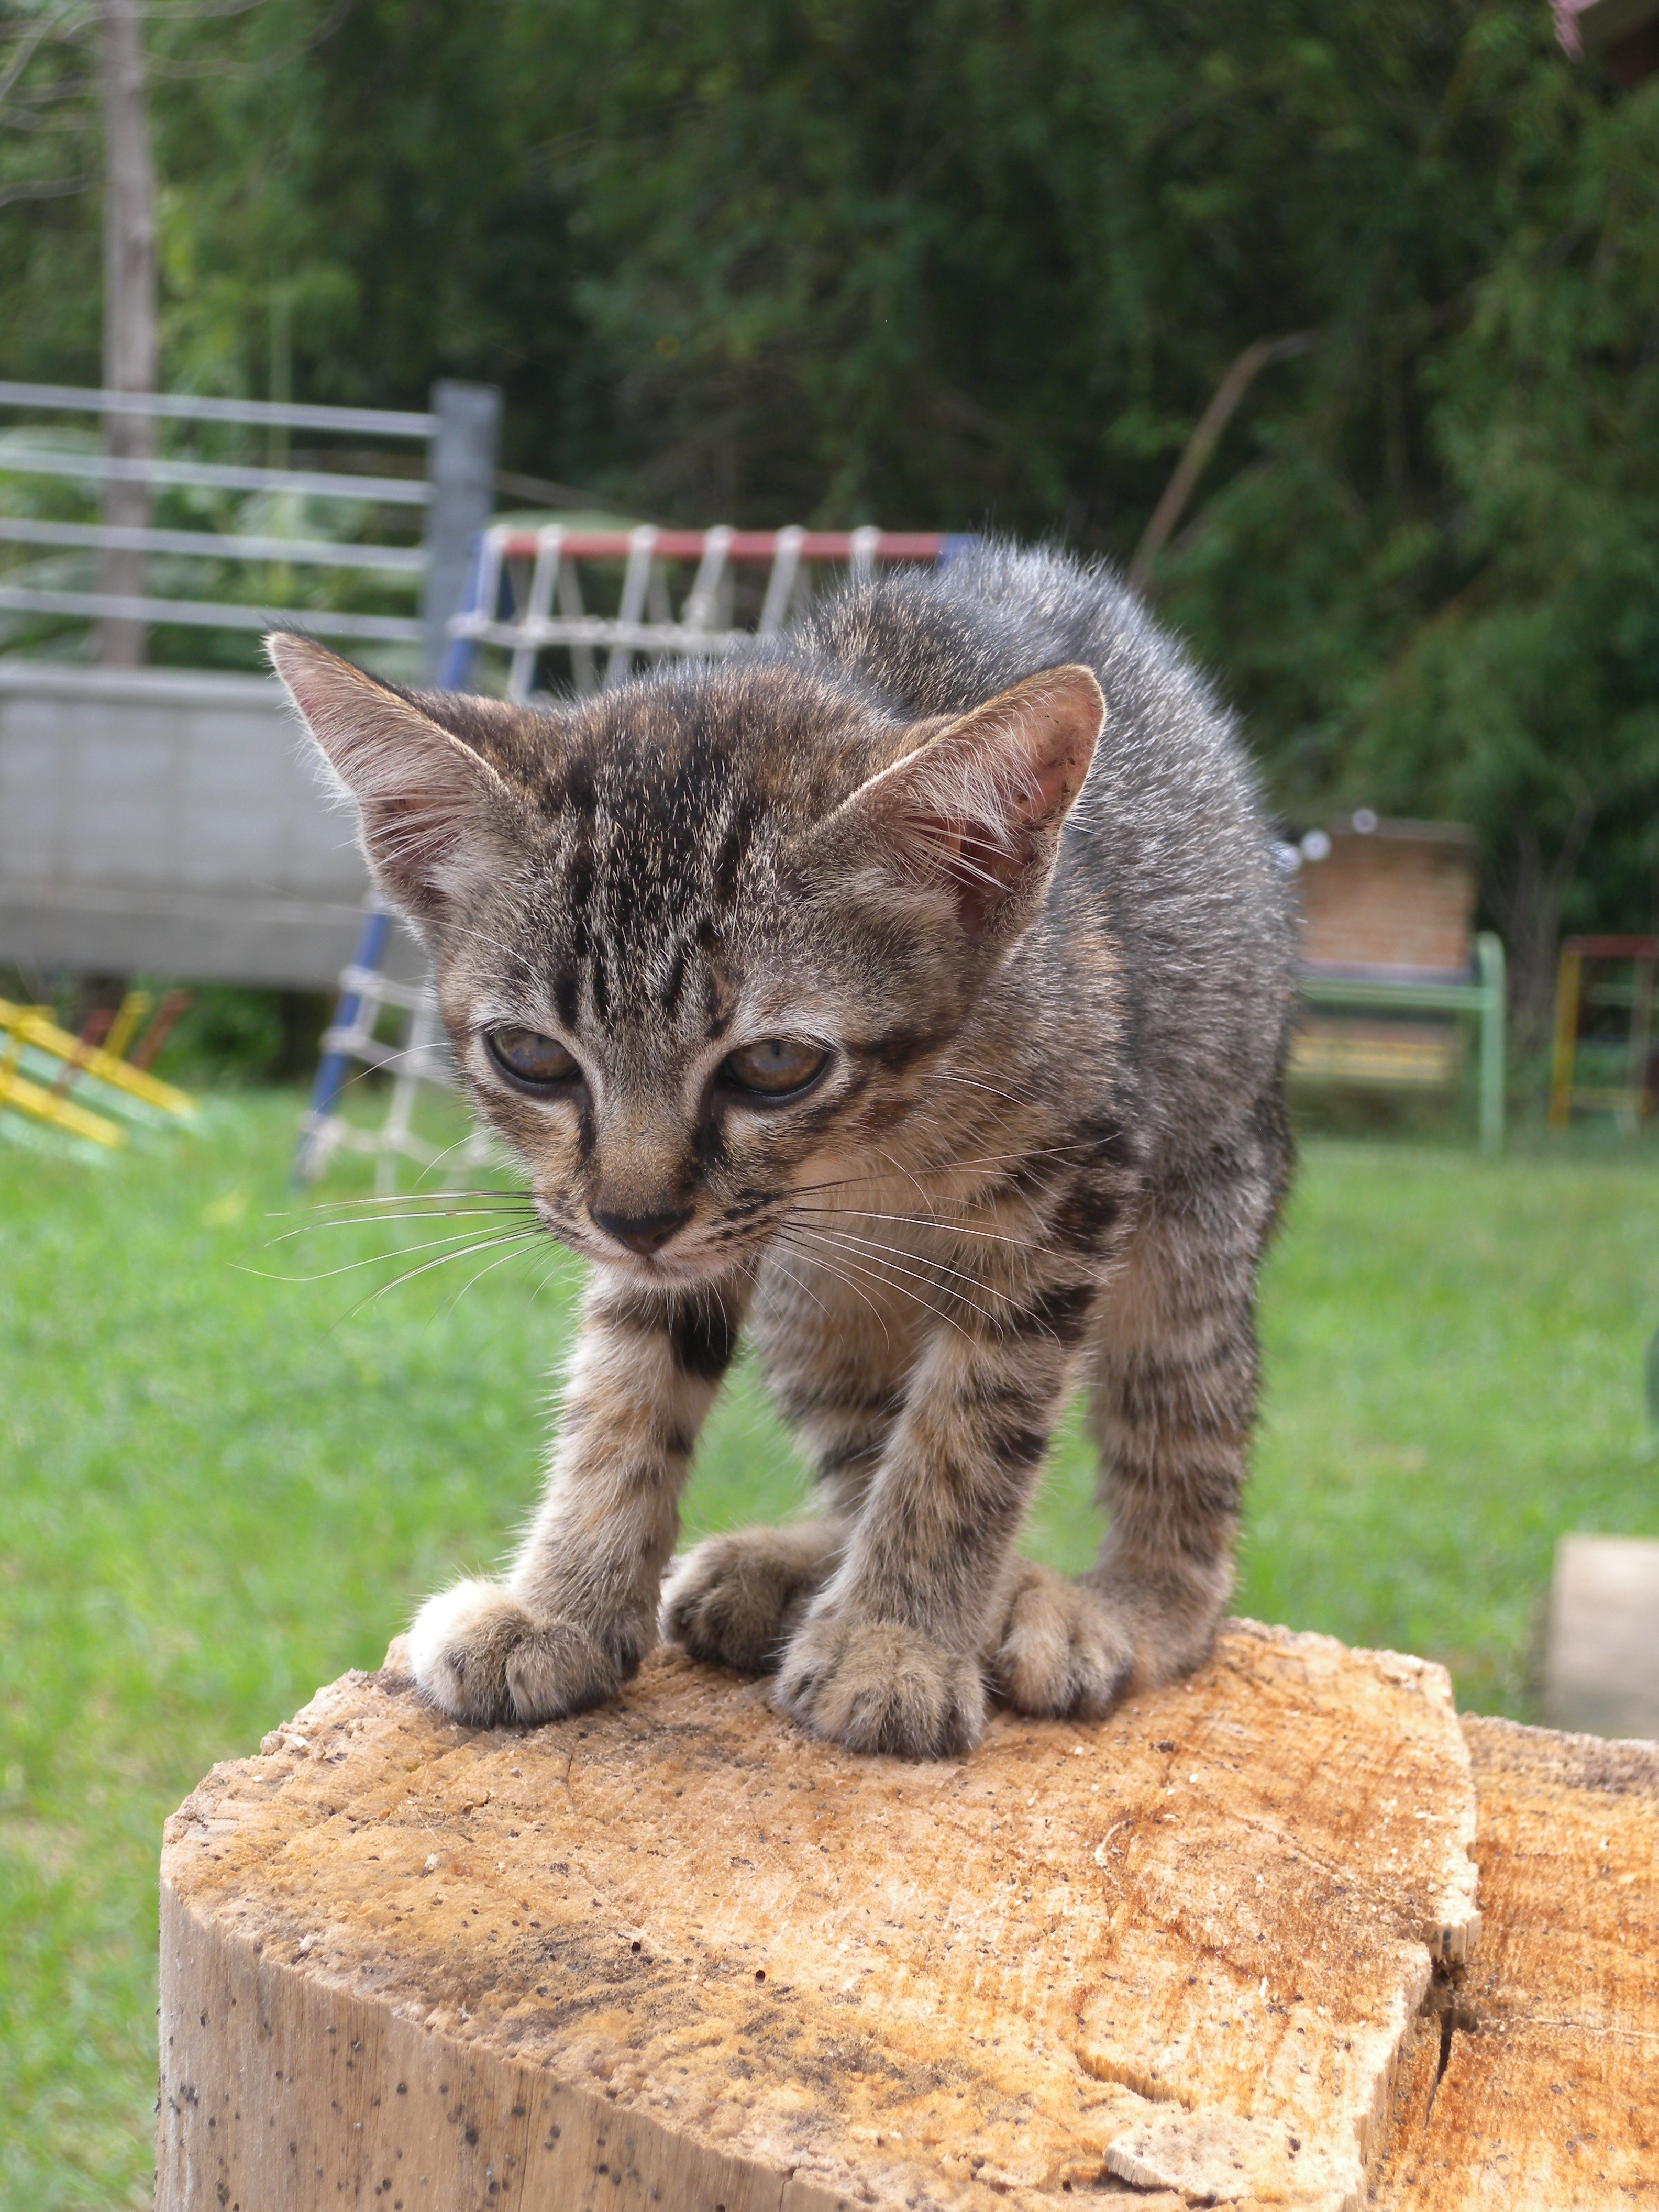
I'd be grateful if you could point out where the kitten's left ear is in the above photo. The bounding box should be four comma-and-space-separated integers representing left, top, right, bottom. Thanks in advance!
822, 663, 1105, 941
269, 633, 522, 926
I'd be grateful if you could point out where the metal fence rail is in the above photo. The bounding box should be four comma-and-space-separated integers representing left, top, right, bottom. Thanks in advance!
0, 586, 427, 644
0, 517, 426, 572
0, 379, 499, 672
0, 381, 435, 436
0, 448, 432, 503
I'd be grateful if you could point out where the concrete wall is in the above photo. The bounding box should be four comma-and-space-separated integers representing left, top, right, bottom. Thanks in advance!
0, 661, 373, 987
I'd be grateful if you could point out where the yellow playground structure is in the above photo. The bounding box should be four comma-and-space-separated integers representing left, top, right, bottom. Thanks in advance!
0, 991, 197, 1152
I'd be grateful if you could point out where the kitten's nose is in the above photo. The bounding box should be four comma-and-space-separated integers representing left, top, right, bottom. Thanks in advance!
591, 1203, 693, 1256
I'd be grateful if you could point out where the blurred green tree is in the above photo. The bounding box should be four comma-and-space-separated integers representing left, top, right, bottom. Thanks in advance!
0, 0, 1653, 1040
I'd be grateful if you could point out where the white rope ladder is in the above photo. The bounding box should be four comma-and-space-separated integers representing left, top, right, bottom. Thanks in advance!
448, 524, 951, 699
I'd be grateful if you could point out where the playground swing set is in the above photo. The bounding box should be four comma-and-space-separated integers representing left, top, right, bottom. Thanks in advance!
0, 988, 197, 1152
1548, 935, 1657, 1133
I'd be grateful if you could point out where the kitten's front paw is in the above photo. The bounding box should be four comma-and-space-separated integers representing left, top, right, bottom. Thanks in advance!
407, 1578, 627, 1727
660, 1522, 840, 1675
773, 1612, 985, 1758
992, 1562, 1135, 1720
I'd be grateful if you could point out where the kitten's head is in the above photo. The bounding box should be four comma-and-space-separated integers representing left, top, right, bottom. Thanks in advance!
272, 634, 1103, 1282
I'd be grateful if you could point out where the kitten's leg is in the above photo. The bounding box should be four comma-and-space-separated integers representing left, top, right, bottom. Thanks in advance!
772, 1282, 1091, 1758
662, 1314, 910, 1674
408, 1276, 745, 1726
994, 1124, 1284, 1717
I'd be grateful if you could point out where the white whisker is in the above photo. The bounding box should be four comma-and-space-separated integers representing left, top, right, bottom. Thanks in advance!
245, 1222, 541, 1284
263, 1207, 537, 1248
278, 1186, 532, 1212
786, 1137, 1106, 1205
357, 1229, 546, 1310
790, 1203, 1034, 1249
775, 1226, 981, 1339
414, 1126, 507, 1186
439, 1234, 544, 1314
761, 1237, 894, 1350
787, 1219, 1007, 1322
748, 1246, 833, 1326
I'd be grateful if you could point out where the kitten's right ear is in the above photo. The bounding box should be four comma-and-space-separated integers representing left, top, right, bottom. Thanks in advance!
269, 633, 519, 924
810, 663, 1105, 944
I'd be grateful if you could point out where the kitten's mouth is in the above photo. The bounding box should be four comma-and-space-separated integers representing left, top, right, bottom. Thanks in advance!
599, 1242, 734, 1287
536, 1200, 732, 1285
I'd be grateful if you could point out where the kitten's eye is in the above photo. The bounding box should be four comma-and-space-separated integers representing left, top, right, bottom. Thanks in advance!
486, 1026, 581, 1088
719, 1037, 830, 1099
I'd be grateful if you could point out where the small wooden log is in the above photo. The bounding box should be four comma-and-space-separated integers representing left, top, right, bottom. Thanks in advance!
1545, 1534, 1659, 1739
157, 1621, 1481, 2212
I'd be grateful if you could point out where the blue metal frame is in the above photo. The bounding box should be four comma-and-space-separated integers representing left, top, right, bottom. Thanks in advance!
293, 903, 392, 1181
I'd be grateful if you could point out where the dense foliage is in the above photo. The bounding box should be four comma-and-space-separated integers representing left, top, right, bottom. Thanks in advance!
1, 0, 1655, 1032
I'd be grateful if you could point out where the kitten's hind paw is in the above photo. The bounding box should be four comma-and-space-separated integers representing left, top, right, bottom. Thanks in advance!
660, 1521, 842, 1675
774, 1612, 985, 1758
992, 1562, 1135, 1720
407, 1578, 626, 1728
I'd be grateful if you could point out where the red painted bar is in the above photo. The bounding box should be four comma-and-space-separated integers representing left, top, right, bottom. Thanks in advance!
492, 529, 946, 562
1561, 934, 1658, 959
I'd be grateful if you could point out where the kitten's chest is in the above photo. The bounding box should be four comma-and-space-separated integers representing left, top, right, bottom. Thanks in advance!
757, 1203, 944, 1343
751, 1169, 1036, 1368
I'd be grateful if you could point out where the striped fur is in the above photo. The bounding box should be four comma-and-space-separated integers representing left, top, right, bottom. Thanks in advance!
270, 544, 1296, 1757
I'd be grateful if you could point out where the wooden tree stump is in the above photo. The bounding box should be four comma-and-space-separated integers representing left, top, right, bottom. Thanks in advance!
156, 1621, 1498, 2211
1369, 1717, 1658, 2210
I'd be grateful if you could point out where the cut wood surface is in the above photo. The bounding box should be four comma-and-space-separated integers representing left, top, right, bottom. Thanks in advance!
157, 1620, 1481, 2212
1369, 1716, 1658, 2211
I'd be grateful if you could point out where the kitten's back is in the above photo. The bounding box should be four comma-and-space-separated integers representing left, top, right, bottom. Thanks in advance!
791, 545, 1298, 1167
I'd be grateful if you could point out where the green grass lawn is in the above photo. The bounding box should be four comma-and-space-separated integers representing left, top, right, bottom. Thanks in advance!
2, 1092, 1655, 2208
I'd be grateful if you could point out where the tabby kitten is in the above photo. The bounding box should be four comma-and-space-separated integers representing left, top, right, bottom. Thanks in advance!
270, 544, 1295, 1760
